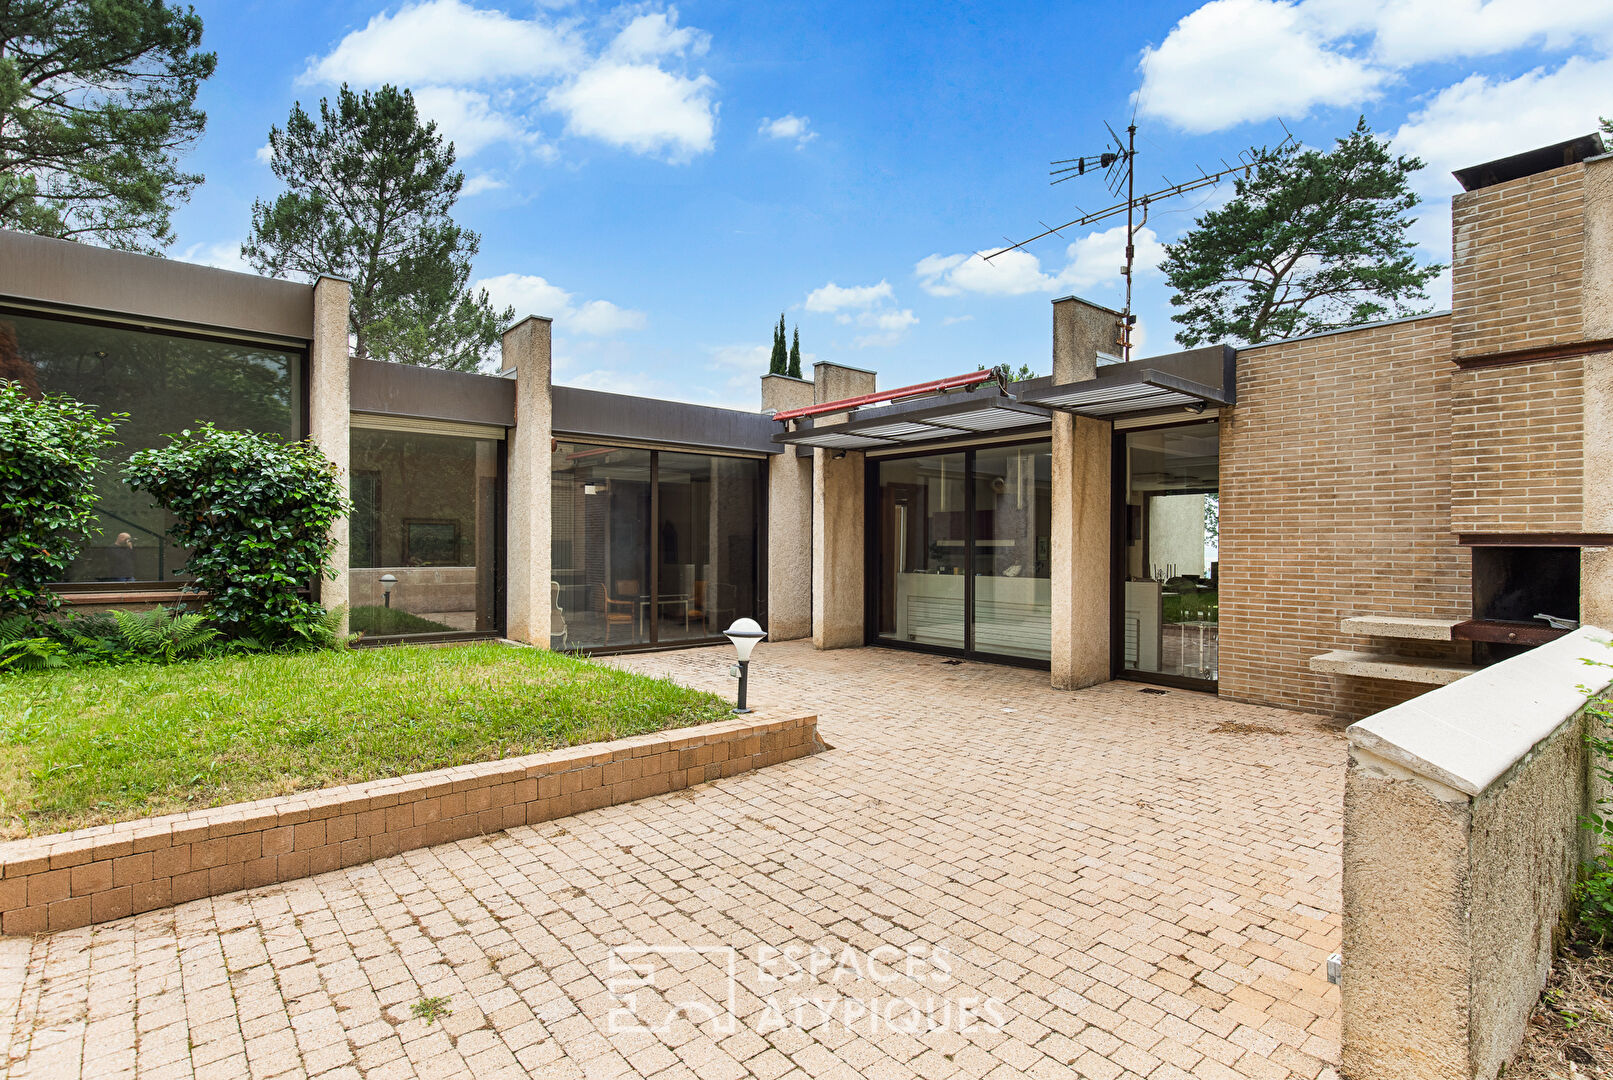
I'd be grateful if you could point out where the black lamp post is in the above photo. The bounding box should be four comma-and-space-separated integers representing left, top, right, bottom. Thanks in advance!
723, 618, 767, 714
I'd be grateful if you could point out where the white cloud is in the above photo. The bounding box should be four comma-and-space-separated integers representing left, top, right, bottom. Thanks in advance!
609, 8, 709, 61
1137, 0, 1386, 133
412, 86, 544, 159
941, 314, 974, 326
804, 280, 894, 312
475, 272, 646, 336
853, 309, 918, 349
1137, 0, 1613, 132
460, 173, 507, 197
707, 343, 770, 371
760, 114, 817, 147
546, 62, 717, 161
254, 143, 274, 165
303, 2, 718, 163
916, 225, 1164, 300
178, 240, 254, 276
301, 0, 581, 86
1392, 56, 1613, 198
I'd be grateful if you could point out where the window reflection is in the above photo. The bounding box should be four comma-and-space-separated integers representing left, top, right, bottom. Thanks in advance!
1, 310, 301, 584
348, 427, 501, 637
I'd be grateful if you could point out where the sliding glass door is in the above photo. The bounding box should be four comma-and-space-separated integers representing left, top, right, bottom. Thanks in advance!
551, 442, 763, 651
873, 440, 1052, 664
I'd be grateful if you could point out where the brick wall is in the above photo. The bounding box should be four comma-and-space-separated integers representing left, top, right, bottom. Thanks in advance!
1450, 358, 1586, 533
1219, 315, 1471, 719
0, 713, 822, 935
1451, 163, 1585, 360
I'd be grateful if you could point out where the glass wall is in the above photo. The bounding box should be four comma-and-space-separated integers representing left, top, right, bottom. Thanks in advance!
551, 442, 763, 651
1, 309, 302, 583
1120, 422, 1220, 683
874, 441, 1051, 662
348, 426, 502, 638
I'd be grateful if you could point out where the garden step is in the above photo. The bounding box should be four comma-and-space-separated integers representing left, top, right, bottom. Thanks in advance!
1339, 615, 1463, 641
1309, 649, 1479, 686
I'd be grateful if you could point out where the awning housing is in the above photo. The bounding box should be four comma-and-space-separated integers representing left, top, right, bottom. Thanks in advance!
773, 394, 1053, 450
1020, 367, 1232, 417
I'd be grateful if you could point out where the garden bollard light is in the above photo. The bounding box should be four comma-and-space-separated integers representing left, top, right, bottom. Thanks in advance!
722, 618, 767, 714
380, 573, 397, 609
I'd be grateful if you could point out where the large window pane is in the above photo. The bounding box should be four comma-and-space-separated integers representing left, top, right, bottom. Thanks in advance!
2, 310, 302, 583
1121, 422, 1220, 682
657, 452, 763, 643
348, 428, 501, 637
551, 443, 653, 649
876, 452, 967, 650
972, 443, 1052, 660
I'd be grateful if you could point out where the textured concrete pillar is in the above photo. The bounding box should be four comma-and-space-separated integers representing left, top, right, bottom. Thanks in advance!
812, 362, 876, 650
1049, 296, 1123, 689
309, 275, 351, 628
503, 316, 553, 645
1583, 156, 1613, 626
762, 374, 814, 641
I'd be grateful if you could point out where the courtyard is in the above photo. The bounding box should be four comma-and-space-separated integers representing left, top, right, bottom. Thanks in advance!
0, 642, 1345, 1079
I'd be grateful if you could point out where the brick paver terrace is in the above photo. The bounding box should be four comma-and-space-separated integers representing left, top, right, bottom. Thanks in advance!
0, 641, 1345, 1079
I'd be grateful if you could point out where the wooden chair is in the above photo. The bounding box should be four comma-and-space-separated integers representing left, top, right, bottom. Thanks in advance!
599, 582, 635, 644
550, 581, 567, 649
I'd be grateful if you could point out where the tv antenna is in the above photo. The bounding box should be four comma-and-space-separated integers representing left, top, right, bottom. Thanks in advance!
988, 121, 1291, 361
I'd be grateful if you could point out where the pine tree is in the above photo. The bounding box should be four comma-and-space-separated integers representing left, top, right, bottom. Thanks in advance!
0, 1, 218, 252
1160, 117, 1442, 346
768, 313, 788, 374
243, 84, 513, 371
788, 327, 802, 378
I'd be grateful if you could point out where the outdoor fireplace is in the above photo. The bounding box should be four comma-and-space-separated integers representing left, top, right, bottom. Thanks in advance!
1459, 546, 1581, 660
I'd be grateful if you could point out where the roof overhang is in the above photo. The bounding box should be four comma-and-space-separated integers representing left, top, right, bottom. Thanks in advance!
772, 393, 1052, 450
1019, 367, 1232, 418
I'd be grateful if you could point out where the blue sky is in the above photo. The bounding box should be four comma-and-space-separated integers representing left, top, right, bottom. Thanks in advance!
171, 1, 1613, 409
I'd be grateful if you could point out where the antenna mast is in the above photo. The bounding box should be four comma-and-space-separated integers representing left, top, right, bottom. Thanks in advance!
994, 124, 1286, 362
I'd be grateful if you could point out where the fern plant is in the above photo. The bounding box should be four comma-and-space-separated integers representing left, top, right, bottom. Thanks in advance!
0, 616, 69, 674
109, 609, 221, 663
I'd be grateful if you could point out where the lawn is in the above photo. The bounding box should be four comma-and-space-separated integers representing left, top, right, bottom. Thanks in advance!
0, 643, 732, 839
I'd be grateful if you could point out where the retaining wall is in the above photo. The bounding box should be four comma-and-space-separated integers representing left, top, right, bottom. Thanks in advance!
0, 713, 822, 936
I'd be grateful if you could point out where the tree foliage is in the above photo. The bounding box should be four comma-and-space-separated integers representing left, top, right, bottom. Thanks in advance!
768, 313, 787, 375
1160, 118, 1442, 347
0, 0, 216, 252
243, 84, 512, 372
123, 425, 350, 647
0, 384, 122, 616
788, 326, 802, 378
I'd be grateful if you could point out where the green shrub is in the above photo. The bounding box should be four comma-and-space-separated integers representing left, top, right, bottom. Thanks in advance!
1580, 675, 1613, 939
0, 615, 70, 673
122, 425, 350, 647
0, 384, 122, 616
67, 608, 221, 664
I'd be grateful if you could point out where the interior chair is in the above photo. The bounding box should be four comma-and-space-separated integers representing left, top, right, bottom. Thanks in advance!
550, 581, 567, 649
599, 582, 635, 644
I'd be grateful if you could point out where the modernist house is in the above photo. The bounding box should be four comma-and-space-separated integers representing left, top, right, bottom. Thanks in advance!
1, 134, 1608, 721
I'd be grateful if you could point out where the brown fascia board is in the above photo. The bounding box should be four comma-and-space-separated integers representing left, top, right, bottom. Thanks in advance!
0, 227, 314, 341
349, 356, 515, 427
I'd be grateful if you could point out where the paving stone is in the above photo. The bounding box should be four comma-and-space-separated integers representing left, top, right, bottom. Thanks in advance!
0, 643, 1342, 1078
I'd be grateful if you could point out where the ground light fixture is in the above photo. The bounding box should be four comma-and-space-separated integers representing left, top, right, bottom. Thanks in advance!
723, 618, 767, 714
379, 573, 397, 609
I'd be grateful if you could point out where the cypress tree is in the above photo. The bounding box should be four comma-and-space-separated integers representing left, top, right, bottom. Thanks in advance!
788, 327, 802, 378
768, 313, 787, 374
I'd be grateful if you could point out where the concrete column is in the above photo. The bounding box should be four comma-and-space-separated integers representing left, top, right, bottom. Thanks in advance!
309, 275, 351, 629
503, 316, 553, 645
1583, 156, 1613, 626
1049, 296, 1123, 689
762, 374, 814, 641
812, 362, 876, 650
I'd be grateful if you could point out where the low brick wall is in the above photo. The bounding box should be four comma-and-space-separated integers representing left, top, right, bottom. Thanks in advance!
0, 713, 822, 936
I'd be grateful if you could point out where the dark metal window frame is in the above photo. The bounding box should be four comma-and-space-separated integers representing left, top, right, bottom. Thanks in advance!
863, 438, 1053, 671
1109, 417, 1220, 693
558, 442, 769, 659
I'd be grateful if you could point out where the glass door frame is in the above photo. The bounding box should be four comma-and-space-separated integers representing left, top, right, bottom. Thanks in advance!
1109, 418, 1220, 692
556, 442, 769, 658
864, 437, 1052, 671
